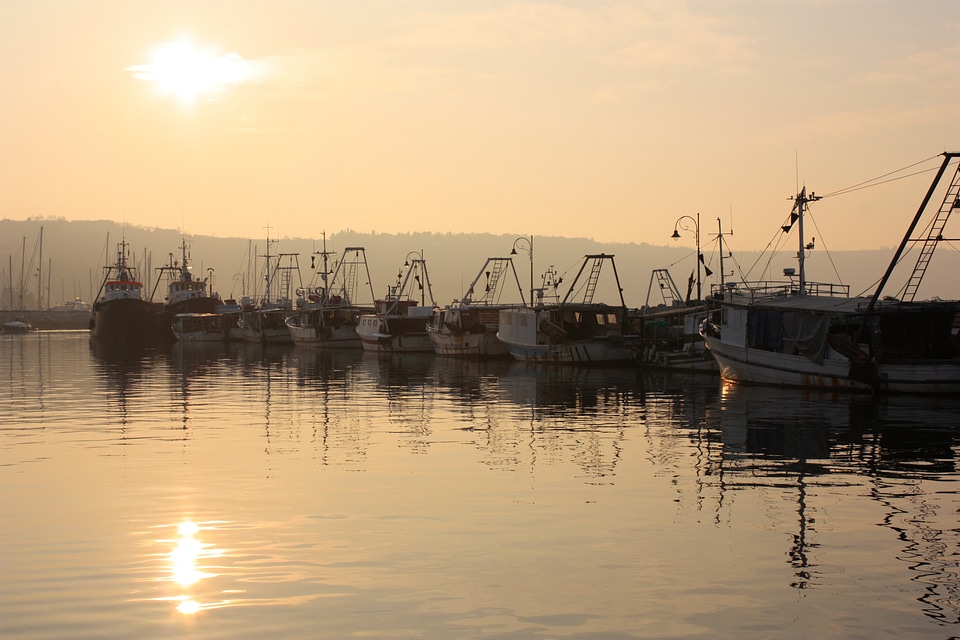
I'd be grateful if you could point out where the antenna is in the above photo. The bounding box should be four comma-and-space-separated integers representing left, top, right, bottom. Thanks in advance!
795, 150, 800, 194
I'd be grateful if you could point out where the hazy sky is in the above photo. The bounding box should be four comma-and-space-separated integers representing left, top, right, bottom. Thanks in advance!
1, 1, 957, 252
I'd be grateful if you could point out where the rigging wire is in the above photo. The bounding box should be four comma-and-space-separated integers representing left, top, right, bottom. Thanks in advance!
818, 154, 942, 199
805, 210, 843, 285
737, 154, 948, 289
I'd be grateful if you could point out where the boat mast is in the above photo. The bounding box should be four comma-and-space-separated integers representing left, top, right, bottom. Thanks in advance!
716, 217, 730, 292
792, 187, 819, 295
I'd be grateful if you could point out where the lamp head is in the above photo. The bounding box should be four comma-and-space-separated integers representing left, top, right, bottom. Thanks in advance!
671, 229, 681, 239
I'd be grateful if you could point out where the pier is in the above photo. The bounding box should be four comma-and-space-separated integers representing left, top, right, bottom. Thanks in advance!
0, 310, 89, 331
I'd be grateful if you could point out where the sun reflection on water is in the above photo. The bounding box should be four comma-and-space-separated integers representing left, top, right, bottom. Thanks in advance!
164, 520, 223, 615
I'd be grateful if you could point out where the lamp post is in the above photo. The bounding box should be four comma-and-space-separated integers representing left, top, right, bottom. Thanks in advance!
510, 235, 534, 306
671, 213, 701, 301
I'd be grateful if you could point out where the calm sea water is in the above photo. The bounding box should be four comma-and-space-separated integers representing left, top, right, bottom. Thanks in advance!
2, 331, 959, 639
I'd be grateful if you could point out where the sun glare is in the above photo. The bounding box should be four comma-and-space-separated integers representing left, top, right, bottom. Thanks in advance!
129, 38, 258, 106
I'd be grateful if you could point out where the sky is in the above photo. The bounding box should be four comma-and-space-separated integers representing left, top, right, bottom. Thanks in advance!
1, 0, 958, 253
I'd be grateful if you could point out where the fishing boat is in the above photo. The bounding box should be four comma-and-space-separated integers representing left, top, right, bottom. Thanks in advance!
89, 240, 166, 344
286, 243, 376, 348
701, 152, 960, 394
154, 240, 222, 339
496, 254, 638, 364
171, 312, 226, 342
216, 298, 244, 342
238, 237, 302, 344
632, 269, 715, 371
427, 255, 527, 358
356, 251, 437, 353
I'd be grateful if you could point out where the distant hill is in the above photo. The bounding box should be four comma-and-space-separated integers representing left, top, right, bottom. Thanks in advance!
2, 218, 957, 311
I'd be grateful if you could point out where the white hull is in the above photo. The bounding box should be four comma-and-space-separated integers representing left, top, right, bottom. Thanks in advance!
427, 328, 509, 358
705, 336, 862, 389
706, 335, 960, 394
288, 323, 362, 348
359, 331, 435, 353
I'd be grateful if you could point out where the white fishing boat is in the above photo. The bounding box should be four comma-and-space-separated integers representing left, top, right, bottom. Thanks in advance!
701, 152, 960, 394
427, 255, 527, 358
171, 312, 225, 342
286, 242, 376, 349
496, 254, 638, 364
356, 251, 437, 353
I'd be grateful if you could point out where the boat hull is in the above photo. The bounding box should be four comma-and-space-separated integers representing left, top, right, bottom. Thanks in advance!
172, 313, 226, 342
239, 308, 294, 344
427, 328, 509, 358
357, 315, 434, 353
288, 322, 362, 348
705, 336, 865, 390
90, 298, 167, 344
359, 332, 435, 353
499, 337, 635, 364
632, 305, 716, 372
497, 306, 636, 364
426, 304, 515, 358
704, 323, 960, 395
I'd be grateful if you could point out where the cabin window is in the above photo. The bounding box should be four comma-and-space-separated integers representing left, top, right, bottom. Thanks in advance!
607, 313, 619, 325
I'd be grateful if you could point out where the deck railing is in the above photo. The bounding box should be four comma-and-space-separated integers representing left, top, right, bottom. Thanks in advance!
709, 280, 850, 302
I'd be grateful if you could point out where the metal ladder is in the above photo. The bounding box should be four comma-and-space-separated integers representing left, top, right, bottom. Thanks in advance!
903, 164, 960, 302
582, 256, 604, 304
481, 258, 507, 301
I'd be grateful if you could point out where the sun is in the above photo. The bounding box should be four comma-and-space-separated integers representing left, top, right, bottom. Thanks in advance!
129, 37, 258, 106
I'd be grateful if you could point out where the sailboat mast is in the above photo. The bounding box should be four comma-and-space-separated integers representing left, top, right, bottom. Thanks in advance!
37, 226, 43, 311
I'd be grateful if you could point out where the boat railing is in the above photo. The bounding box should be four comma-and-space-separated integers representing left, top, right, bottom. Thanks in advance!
709, 280, 850, 302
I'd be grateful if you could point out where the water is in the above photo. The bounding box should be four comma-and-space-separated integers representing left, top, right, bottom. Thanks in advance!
2, 331, 959, 639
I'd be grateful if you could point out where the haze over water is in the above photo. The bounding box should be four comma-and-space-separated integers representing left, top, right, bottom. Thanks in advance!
2, 331, 959, 639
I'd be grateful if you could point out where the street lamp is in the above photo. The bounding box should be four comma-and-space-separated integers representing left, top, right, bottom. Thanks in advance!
510, 235, 534, 306
671, 213, 704, 301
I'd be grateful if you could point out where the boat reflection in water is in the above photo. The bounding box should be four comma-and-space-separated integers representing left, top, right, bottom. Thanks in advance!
715, 383, 960, 617
11, 332, 960, 637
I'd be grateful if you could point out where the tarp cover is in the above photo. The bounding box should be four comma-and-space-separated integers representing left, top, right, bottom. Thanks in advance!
748, 309, 829, 364
782, 312, 829, 364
